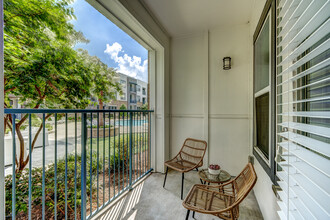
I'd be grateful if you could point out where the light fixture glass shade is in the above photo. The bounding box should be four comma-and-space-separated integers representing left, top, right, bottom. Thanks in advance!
223, 57, 231, 70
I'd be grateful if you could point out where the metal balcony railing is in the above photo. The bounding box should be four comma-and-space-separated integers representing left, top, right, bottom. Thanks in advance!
3, 108, 153, 219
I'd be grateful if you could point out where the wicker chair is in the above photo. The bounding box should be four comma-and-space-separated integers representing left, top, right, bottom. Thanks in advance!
163, 138, 207, 200
182, 163, 257, 220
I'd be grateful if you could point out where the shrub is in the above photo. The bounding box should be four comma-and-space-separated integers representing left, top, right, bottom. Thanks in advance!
5, 150, 126, 219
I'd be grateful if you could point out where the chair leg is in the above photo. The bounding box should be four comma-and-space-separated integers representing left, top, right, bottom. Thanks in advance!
195, 168, 199, 171
163, 167, 168, 188
185, 209, 190, 220
200, 178, 203, 184
181, 172, 184, 200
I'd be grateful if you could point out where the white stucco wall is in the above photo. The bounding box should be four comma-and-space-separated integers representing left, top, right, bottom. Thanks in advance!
170, 24, 252, 175
208, 24, 251, 175
170, 33, 208, 165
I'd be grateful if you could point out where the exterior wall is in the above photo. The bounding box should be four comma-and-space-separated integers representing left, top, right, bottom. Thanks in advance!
112, 73, 149, 110
169, 1, 279, 217
170, 33, 208, 166
208, 25, 250, 175
170, 26, 251, 175
249, 0, 279, 219
137, 79, 148, 105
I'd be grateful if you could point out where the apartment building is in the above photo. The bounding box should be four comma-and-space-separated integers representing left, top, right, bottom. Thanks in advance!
109, 72, 148, 110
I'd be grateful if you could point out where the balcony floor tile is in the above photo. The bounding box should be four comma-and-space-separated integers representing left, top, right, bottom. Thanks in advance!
96, 170, 263, 220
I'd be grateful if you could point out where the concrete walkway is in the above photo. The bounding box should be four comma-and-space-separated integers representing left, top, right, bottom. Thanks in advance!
95, 170, 263, 220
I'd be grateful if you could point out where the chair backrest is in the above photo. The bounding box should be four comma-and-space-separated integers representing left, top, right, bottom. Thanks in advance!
232, 163, 257, 204
179, 138, 207, 166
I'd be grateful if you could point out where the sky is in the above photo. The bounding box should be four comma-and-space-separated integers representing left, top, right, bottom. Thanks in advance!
71, 0, 148, 82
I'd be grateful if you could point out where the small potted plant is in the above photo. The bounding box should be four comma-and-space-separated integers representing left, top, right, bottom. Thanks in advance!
208, 164, 221, 175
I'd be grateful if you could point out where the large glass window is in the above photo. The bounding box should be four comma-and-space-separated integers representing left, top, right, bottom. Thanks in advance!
255, 93, 270, 158
254, 16, 270, 93
254, 11, 272, 162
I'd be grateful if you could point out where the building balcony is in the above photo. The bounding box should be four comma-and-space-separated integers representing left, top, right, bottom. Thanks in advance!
3, 108, 153, 219
3, 108, 264, 220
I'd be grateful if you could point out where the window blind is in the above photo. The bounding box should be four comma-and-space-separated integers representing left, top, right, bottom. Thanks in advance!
276, 0, 330, 219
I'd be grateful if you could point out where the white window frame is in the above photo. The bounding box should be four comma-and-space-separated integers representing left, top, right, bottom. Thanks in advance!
253, 11, 272, 167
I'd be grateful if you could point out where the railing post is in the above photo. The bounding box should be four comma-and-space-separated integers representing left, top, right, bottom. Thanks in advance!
129, 111, 133, 189
81, 113, 87, 220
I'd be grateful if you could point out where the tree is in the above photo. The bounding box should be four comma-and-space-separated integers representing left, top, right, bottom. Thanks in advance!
3, 0, 120, 171
78, 49, 121, 126
141, 103, 148, 110
120, 104, 127, 110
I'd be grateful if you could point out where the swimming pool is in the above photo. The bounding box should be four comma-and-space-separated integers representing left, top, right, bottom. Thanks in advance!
115, 119, 147, 126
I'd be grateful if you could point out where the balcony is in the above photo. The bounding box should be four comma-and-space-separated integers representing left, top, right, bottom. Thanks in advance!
1, 0, 329, 219
95, 171, 262, 220
4, 109, 152, 219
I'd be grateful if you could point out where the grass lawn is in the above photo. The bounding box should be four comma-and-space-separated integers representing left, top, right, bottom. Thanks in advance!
87, 133, 149, 158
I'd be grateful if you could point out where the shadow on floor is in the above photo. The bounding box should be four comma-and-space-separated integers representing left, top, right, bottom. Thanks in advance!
95, 170, 263, 220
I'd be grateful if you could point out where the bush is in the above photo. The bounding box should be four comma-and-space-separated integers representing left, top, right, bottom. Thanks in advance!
5, 150, 126, 219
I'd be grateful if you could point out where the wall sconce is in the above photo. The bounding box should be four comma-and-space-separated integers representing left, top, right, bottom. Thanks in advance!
223, 57, 231, 70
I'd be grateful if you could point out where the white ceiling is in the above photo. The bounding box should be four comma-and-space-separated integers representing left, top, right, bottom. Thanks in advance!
143, 0, 254, 37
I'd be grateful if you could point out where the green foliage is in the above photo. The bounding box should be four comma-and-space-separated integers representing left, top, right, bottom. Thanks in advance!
141, 103, 148, 110
119, 104, 126, 110
3, 0, 121, 171
5, 151, 126, 218
20, 114, 53, 131
4, 0, 91, 109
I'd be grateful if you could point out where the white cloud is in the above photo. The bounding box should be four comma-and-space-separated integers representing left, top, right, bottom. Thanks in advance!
104, 42, 148, 82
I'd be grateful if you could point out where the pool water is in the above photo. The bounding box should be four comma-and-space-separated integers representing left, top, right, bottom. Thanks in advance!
115, 119, 147, 126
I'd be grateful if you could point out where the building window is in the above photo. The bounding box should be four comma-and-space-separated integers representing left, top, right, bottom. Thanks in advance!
254, 11, 271, 160
120, 93, 126, 101
253, 0, 275, 181
120, 79, 126, 87
255, 93, 269, 159
142, 87, 146, 95
137, 85, 141, 92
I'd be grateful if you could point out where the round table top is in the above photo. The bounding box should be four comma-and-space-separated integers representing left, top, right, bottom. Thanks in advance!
198, 169, 231, 184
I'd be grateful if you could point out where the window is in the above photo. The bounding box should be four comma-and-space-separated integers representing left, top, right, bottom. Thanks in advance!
142, 97, 146, 104
275, 0, 330, 218
120, 93, 126, 101
120, 79, 126, 87
137, 85, 141, 92
253, 0, 275, 179
255, 93, 269, 158
137, 95, 141, 102
130, 83, 136, 92
110, 106, 117, 110
254, 13, 271, 161
142, 87, 146, 95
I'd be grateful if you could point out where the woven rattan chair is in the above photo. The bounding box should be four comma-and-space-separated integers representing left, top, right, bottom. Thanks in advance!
163, 138, 207, 200
182, 163, 257, 220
